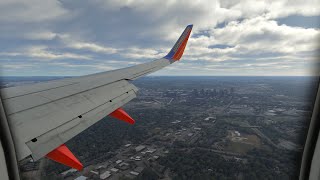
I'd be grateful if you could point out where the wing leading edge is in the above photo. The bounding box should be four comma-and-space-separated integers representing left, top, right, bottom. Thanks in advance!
1, 25, 193, 170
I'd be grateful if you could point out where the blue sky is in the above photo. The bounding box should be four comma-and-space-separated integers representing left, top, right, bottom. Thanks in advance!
0, 0, 319, 76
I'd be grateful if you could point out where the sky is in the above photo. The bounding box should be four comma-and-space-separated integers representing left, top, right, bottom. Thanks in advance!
0, 0, 319, 76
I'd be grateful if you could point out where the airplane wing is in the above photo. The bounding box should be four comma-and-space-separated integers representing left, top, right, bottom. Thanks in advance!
0, 25, 193, 170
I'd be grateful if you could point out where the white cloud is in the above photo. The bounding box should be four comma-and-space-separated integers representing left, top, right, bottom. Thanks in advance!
1, 64, 34, 69
211, 17, 319, 53
0, 52, 21, 56
0, 0, 69, 23
26, 46, 92, 60
121, 47, 166, 59
0, 46, 92, 60
0, 0, 319, 76
68, 42, 118, 54
24, 31, 57, 40
264, 0, 320, 18
184, 16, 319, 73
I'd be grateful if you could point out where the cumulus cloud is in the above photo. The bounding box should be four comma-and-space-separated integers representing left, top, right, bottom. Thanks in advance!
121, 47, 166, 59
1, 64, 35, 69
0, 0, 319, 76
1, 46, 91, 60
27, 46, 92, 60
24, 32, 58, 41
186, 16, 319, 60
51, 62, 115, 71
0, 0, 69, 23
68, 42, 118, 54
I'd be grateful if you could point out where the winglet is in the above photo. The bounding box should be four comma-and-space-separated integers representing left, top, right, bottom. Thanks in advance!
46, 144, 83, 171
109, 108, 135, 124
164, 24, 193, 61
